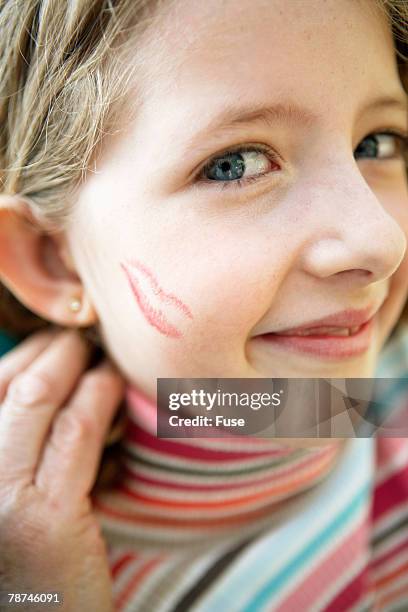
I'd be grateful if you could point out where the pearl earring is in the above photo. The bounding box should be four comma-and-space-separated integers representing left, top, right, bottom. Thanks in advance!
69, 297, 82, 313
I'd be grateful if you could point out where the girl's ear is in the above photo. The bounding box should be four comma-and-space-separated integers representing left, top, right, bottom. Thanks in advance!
0, 196, 97, 327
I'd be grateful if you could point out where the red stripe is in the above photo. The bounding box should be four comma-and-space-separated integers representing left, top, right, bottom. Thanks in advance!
93, 496, 288, 527
125, 421, 293, 461
377, 580, 408, 609
111, 552, 138, 579
115, 456, 332, 510
375, 438, 407, 470
121, 447, 334, 492
323, 565, 370, 611
279, 517, 368, 611
374, 559, 408, 589
371, 530, 408, 570
372, 465, 408, 521
116, 557, 164, 611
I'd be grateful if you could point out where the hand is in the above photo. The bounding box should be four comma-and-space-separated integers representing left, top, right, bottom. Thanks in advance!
0, 329, 125, 611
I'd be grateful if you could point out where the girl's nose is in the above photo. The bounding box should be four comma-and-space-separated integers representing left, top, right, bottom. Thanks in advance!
298, 162, 407, 287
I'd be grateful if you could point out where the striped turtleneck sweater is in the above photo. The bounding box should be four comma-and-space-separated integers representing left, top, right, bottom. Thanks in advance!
90, 327, 408, 612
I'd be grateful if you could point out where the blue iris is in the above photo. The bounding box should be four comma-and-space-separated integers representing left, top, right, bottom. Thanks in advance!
354, 135, 379, 159
206, 153, 246, 181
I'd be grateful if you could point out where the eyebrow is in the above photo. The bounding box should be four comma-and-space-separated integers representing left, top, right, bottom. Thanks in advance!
185, 93, 408, 149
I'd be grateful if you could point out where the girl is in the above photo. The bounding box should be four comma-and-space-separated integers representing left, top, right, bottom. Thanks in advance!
0, 0, 408, 609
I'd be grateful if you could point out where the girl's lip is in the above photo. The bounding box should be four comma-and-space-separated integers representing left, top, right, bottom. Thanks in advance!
259, 316, 376, 360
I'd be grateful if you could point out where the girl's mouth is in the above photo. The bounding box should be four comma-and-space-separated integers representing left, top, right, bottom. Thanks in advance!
259, 316, 376, 360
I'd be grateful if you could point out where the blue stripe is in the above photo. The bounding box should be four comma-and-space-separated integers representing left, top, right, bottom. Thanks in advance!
375, 377, 408, 408
243, 483, 370, 611
195, 440, 372, 612
375, 325, 408, 377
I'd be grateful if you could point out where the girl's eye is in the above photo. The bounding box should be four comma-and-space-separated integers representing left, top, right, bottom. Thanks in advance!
354, 132, 408, 161
195, 132, 408, 192
198, 146, 279, 190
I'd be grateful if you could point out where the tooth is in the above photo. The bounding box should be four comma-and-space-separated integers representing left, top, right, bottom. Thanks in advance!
328, 328, 349, 336
279, 326, 352, 337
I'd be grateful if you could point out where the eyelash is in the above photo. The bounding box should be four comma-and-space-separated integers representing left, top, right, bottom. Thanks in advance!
195, 130, 408, 192
198, 143, 277, 191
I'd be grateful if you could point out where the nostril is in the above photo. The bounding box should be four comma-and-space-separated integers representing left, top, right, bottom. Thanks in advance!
335, 269, 372, 277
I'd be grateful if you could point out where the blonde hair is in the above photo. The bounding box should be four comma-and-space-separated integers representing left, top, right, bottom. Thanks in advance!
0, 0, 407, 330
0, 1, 174, 332
0, 0, 407, 486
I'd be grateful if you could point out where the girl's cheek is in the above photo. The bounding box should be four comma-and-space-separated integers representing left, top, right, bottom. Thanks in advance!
120, 259, 194, 340
120, 252, 266, 349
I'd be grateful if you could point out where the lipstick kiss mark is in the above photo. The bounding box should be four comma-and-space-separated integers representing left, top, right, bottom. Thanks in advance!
121, 260, 193, 338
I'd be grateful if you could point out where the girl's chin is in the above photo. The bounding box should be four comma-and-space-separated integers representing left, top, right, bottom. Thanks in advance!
249, 349, 379, 378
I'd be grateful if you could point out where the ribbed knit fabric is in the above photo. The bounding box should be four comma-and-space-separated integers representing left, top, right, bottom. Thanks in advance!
0, 328, 404, 611
91, 325, 408, 612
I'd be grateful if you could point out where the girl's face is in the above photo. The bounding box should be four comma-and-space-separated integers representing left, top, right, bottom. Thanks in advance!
65, 0, 408, 398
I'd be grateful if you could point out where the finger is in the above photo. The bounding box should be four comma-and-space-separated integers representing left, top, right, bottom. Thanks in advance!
35, 359, 125, 500
0, 330, 92, 482
0, 328, 59, 403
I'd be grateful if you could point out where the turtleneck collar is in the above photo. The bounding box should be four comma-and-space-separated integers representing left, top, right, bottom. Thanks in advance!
92, 384, 344, 549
